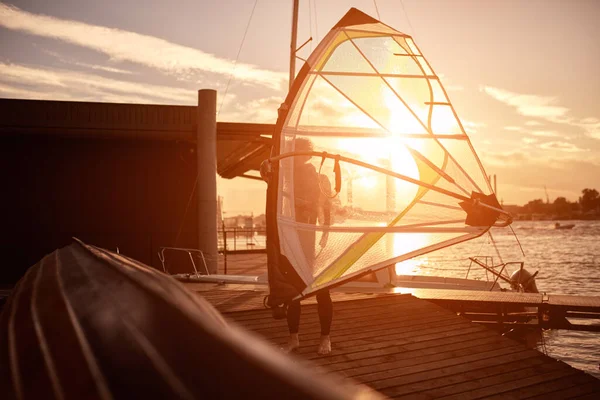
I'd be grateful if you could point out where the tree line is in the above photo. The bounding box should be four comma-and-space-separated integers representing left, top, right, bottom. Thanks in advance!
517, 188, 600, 218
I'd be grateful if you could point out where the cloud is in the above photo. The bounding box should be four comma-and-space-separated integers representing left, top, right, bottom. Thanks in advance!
481, 85, 600, 140
481, 86, 569, 119
42, 49, 133, 74
0, 3, 285, 90
220, 95, 282, 123
539, 141, 588, 153
530, 130, 561, 138
437, 73, 463, 91
524, 120, 543, 127
462, 119, 484, 135
522, 137, 538, 144
504, 126, 522, 132
0, 62, 195, 104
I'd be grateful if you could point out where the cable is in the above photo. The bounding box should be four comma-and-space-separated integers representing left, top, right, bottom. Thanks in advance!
399, 0, 416, 36
488, 231, 504, 265
173, 177, 198, 247
313, 0, 319, 43
218, 0, 259, 116
373, 0, 381, 20
509, 224, 526, 256
308, 0, 313, 53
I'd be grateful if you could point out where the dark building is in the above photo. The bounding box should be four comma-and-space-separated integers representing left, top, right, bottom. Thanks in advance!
0, 98, 272, 284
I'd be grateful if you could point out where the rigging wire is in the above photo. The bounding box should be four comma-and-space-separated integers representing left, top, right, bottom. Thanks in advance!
217, 0, 259, 116
487, 230, 504, 265
509, 224, 526, 256
372, 0, 381, 20
313, 0, 319, 43
399, 0, 416, 36
308, 0, 313, 53
173, 176, 198, 247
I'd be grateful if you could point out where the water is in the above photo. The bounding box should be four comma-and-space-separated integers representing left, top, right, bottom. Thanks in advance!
512, 220, 600, 379
403, 220, 600, 378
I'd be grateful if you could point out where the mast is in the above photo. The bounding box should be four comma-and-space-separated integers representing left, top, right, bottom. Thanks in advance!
289, 0, 299, 90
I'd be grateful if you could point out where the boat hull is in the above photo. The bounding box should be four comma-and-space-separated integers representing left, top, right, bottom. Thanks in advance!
0, 239, 365, 399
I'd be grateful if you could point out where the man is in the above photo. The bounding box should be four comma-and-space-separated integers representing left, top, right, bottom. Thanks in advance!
283, 137, 333, 355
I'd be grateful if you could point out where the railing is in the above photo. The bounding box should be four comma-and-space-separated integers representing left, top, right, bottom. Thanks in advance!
157, 247, 210, 277
218, 227, 266, 252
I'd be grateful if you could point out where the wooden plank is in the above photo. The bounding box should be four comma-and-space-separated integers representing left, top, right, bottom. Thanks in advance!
341, 340, 528, 379
539, 381, 600, 399
293, 322, 482, 358
322, 332, 503, 372
395, 356, 553, 399
571, 391, 600, 400
306, 326, 491, 366
354, 347, 532, 388
379, 351, 547, 398
227, 294, 419, 324
232, 301, 439, 330
409, 289, 543, 305
404, 357, 572, 399
438, 368, 580, 400
239, 307, 460, 339
488, 372, 600, 400
549, 294, 600, 310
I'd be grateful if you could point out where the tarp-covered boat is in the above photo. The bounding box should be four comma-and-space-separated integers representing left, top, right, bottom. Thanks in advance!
0, 239, 370, 399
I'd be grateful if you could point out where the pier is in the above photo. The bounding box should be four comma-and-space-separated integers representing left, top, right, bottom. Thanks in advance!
191, 283, 600, 398
176, 252, 600, 333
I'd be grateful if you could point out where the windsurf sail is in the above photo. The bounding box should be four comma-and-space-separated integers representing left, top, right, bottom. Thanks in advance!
265, 8, 511, 306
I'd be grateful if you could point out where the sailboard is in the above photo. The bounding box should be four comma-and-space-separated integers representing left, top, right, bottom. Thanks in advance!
264, 8, 511, 307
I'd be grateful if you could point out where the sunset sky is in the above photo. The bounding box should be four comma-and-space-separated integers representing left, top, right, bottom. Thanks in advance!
1, 0, 599, 216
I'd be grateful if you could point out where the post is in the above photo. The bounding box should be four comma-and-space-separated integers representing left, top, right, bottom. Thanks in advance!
289, 0, 299, 90
493, 174, 497, 195
197, 89, 218, 274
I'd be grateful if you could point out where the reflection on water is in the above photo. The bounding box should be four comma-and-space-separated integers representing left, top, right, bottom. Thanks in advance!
390, 220, 600, 378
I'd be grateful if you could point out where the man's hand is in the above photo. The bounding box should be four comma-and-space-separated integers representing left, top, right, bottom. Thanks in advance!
319, 231, 329, 248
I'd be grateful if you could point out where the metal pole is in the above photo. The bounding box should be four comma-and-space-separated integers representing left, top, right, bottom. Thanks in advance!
197, 89, 218, 274
289, 0, 299, 90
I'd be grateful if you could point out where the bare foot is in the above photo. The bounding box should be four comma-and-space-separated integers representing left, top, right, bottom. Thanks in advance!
317, 335, 331, 355
282, 333, 299, 353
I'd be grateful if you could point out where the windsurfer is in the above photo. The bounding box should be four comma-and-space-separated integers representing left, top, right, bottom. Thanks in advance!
284, 137, 333, 355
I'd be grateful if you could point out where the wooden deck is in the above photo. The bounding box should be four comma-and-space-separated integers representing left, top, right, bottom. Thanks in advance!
209, 253, 600, 332
189, 284, 600, 399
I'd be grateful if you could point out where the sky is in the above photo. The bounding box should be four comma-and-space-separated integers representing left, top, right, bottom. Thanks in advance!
1, 0, 599, 216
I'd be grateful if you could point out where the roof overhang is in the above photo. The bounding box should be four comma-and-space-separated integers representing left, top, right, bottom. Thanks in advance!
0, 98, 273, 179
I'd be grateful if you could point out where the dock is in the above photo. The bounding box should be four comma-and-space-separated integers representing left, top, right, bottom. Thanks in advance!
190, 283, 600, 399
187, 252, 600, 332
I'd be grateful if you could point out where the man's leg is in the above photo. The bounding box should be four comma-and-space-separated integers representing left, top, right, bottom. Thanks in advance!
316, 290, 333, 355
284, 300, 301, 352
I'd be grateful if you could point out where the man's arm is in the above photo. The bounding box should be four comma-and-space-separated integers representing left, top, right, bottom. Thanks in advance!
319, 174, 332, 226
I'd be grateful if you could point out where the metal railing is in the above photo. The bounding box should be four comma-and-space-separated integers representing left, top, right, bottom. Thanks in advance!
218, 227, 266, 252
157, 247, 210, 277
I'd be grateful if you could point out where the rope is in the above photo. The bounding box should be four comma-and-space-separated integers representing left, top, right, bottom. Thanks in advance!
487, 231, 504, 265
173, 177, 198, 247
373, 0, 381, 20
509, 224, 526, 256
308, 0, 313, 53
218, 0, 259, 116
313, 0, 319, 43
399, 0, 416, 36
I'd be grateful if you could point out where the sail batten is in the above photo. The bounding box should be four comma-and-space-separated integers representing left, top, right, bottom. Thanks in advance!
265, 8, 509, 302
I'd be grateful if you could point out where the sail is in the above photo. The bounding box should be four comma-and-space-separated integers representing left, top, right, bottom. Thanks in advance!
265, 8, 509, 304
